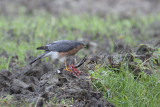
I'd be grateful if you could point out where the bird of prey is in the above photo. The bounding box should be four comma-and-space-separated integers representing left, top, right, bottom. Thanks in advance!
29, 40, 85, 73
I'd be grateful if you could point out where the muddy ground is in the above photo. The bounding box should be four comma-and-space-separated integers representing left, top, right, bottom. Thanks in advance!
0, 57, 114, 107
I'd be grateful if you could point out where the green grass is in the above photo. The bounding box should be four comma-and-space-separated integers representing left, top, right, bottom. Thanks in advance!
0, 14, 160, 106
90, 62, 160, 107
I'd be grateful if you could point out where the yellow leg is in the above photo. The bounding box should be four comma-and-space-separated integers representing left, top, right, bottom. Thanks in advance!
64, 61, 72, 72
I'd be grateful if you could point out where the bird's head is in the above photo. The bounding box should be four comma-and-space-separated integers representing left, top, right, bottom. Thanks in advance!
78, 42, 87, 49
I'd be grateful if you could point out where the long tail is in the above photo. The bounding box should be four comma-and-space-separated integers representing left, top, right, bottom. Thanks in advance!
29, 52, 49, 65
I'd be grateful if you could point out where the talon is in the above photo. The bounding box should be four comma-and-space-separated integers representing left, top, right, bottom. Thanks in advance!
64, 61, 72, 72
64, 61, 81, 77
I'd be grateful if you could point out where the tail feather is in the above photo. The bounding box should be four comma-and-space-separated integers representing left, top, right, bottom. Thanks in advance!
29, 52, 49, 65
37, 46, 48, 50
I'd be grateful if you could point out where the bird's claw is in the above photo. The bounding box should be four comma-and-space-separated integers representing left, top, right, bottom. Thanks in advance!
64, 67, 72, 72
64, 61, 72, 72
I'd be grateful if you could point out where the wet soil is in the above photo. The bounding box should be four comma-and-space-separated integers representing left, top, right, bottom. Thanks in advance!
0, 56, 114, 106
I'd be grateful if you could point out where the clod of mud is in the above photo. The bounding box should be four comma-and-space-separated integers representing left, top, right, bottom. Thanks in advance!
136, 44, 155, 55
0, 70, 12, 93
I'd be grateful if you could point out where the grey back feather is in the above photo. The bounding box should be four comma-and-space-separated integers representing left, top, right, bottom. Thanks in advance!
38, 40, 84, 52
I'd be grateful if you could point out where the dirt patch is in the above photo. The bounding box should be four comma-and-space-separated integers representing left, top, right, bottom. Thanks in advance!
0, 56, 114, 106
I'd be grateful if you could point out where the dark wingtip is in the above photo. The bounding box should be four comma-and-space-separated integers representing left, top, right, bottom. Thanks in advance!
37, 46, 48, 50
